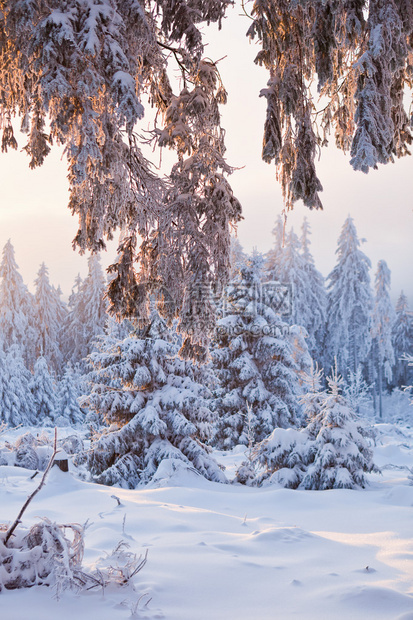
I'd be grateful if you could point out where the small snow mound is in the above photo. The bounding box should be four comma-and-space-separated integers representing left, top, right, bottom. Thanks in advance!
0, 465, 36, 478
340, 585, 413, 613
148, 459, 209, 488
251, 526, 313, 544
39, 466, 83, 496
290, 579, 303, 586
382, 485, 413, 507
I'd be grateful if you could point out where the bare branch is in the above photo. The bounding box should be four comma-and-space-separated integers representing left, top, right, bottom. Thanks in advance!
4, 428, 58, 546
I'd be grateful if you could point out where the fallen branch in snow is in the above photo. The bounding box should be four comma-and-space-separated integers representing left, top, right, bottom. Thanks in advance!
4, 428, 58, 546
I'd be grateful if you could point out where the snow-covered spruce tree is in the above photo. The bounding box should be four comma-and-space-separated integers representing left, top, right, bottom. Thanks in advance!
212, 251, 301, 451
0, 346, 36, 427
276, 227, 326, 362
235, 361, 325, 486
300, 218, 327, 359
61, 274, 84, 367
81, 311, 225, 487
288, 324, 312, 384
278, 229, 310, 326
403, 355, 413, 406
343, 366, 372, 416
299, 361, 326, 426
57, 363, 84, 426
0, 240, 36, 367
30, 356, 58, 425
63, 255, 107, 369
325, 216, 373, 375
392, 291, 413, 389
371, 260, 395, 418
34, 263, 67, 374
229, 236, 247, 280
265, 215, 284, 280
242, 368, 377, 489
300, 372, 378, 489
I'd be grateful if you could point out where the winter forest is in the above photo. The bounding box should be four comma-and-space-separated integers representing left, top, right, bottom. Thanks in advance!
1, 214, 413, 616
1, 214, 412, 478
1, 0, 413, 617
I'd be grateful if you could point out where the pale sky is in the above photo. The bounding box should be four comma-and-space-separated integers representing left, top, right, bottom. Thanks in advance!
0, 8, 412, 306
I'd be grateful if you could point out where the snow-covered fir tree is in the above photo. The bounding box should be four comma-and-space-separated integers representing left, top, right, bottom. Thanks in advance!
82, 311, 225, 488
273, 226, 325, 361
63, 256, 107, 368
371, 260, 395, 418
288, 324, 312, 382
30, 356, 58, 425
235, 361, 325, 487
55, 284, 69, 329
300, 372, 377, 489
325, 217, 373, 375
265, 215, 285, 280
0, 240, 36, 367
392, 291, 413, 389
79, 255, 107, 338
299, 361, 326, 425
229, 236, 247, 280
300, 218, 327, 359
62, 274, 84, 366
343, 367, 372, 416
0, 346, 35, 427
278, 229, 310, 325
241, 369, 377, 489
57, 363, 84, 426
403, 355, 413, 407
213, 251, 301, 450
34, 263, 67, 373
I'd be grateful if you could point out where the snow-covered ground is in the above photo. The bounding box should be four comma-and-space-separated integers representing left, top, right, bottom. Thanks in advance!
1, 423, 413, 620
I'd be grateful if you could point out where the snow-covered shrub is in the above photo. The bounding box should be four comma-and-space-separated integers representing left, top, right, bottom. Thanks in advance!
60, 434, 84, 457
0, 519, 84, 595
379, 387, 412, 426
0, 521, 147, 596
86, 541, 148, 589
0, 432, 74, 471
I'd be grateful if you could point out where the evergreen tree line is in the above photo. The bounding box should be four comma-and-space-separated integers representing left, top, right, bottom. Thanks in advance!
263, 215, 413, 410
0, 240, 107, 426
0, 218, 412, 490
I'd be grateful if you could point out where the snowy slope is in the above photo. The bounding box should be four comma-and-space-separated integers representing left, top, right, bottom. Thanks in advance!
1, 426, 413, 620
